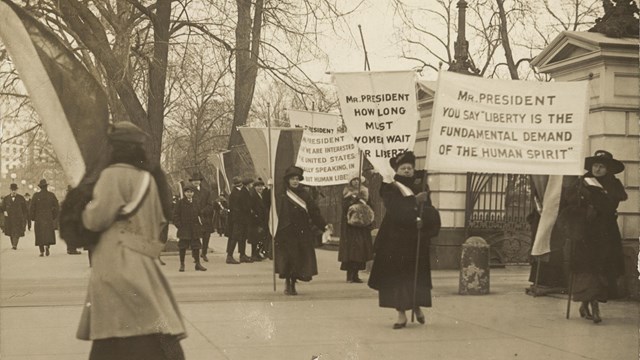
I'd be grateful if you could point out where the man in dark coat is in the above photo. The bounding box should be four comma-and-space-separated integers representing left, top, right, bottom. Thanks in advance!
190, 172, 214, 262
24, 192, 32, 231
248, 178, 270, 261
173, 183, 206, 272
30, 179, 59, 256
2, 183, 28, 250
226, 176, 253, 264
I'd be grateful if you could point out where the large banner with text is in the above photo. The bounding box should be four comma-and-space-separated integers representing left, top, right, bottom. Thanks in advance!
427, 71, 588, 175
333, 71, 420, 181
288, 109, 340, 134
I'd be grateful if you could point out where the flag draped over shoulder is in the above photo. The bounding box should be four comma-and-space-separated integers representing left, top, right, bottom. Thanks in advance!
239, 127, 303, 232
0, 0, 109, 187
530, 175, 564, 257
209, 151, 231, 195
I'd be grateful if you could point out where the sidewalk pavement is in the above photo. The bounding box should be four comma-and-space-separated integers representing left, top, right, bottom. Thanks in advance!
1, 230, 638, 360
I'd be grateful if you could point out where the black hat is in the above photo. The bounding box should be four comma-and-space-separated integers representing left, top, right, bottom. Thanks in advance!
9, 183, 17, 190
182, 183, 196, 192
253, 178, 265, 187
108, 121, 149, 144
584, 150, 624, 174
389, 151, 416, 171
283, 166, 304, 181
232, 176, 243, 187
242, 176, 254, 185
189, 172, 203, 181
38, 179, 48, 187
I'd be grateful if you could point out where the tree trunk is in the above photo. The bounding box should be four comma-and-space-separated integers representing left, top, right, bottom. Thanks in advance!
147, 0, 172, 164
228, 0, 264, 177
496, 0, 519, 80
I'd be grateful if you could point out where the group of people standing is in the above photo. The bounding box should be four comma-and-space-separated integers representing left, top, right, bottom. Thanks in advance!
2, 179, 81, 256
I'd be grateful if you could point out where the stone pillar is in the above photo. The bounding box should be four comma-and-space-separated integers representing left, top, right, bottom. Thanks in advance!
458, 236, 490, 295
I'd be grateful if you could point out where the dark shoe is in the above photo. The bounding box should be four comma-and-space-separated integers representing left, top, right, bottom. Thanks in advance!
179, 264, 185, 272
201, 253, 209, 262
67, 250, 81, 255
240, 255, 253, 263
346, 270, 353, 283
39, 253, 44, 257
591, 301, 602, 324
226, 256, 240, 264
416, 312, 425, 324
392, 322, 407, 329
290, 279, 298, 295
352, 273, 363, 283
195, 263, 207, 271
579, 302, 592, 320
45, 247, 50, 256
11, 246, 16, 250
250, 255, 263, 262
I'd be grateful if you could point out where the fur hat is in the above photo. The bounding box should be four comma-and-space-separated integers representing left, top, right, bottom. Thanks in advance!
9, 183, 17, 190
38, 179, 48, 187
108, 121, 148, 144
389, 151, 416, 171
584, 150, 624, 174
283, 166, 304, 181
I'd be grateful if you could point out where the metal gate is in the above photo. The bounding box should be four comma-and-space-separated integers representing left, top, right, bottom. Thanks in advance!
465, 173, 534, 265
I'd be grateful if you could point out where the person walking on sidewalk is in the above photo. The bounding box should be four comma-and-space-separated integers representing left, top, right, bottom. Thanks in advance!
368, 152, 439, 329
564, 150, 627, 324
226, 176, 253, 264
2, 183, 28, 250
190, 172, 214, 262
78, 121, 186, 359
339, 175, 374, 283
24, 192, 32, 231
173, 183, 207, 272
30, 180, 59, 257
274, 166, 332, 295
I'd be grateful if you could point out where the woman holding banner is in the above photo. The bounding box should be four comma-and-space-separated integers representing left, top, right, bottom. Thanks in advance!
274, 166, 332, 295
339, 175, 374, 283
368, 151, 440, 329
566, 150, 627, 324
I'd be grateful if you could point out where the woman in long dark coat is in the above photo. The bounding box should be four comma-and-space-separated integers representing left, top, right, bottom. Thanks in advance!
565, 150, 627, 324
274, 166, 331, 295
30, 180, 59, 256
368, 151, 439, 329
339, 176, 374, 283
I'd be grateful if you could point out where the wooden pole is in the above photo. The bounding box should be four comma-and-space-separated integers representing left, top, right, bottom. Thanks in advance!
267, 103, 276, 292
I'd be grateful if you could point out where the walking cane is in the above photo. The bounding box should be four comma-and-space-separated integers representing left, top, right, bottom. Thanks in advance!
566, 177, 583, 319
411, 170, 428, 323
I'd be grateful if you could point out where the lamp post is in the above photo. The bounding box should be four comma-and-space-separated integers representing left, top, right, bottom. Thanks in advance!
448, 0, 480, 75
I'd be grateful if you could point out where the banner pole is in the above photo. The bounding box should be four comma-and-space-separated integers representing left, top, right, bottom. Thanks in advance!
267, 103, 276, 292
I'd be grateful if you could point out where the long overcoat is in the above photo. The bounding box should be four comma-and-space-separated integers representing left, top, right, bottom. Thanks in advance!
368, 173, 438, 297
172, 198, 203, 240
29, 190, 59, 246
1, 194, 27, 238
338, 186, 374, 267
274, 186, 326, 281
248, 188, 270, 245
228, 186, 252, 238
194, 186, 214, 234
78, 163, 184, 340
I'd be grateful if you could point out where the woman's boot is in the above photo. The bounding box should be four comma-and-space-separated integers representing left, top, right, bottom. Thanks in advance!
284, 278, 291, 295
579, 301, 592, 320
590, 301, 602, 324
193, 250, 207, 271
290, 277, 298, 295
352, 270, 363, 283
346, 270, 353, 283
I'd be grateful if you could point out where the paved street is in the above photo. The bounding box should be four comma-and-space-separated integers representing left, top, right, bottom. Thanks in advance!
1, 229, 638, 360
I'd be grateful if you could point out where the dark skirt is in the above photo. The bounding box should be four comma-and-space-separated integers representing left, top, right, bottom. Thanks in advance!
275, 228, 318, 281
340, 261, 366, 271
378, 277, 432, 311
572, 273, 607, 302
89, 334, 184, 360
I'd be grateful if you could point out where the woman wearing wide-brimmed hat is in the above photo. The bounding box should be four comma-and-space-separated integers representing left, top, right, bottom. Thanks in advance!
274, 166, 332, 295
565, 150, 627, 324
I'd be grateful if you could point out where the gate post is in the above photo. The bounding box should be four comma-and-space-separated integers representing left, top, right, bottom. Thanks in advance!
459, 236, 490, 295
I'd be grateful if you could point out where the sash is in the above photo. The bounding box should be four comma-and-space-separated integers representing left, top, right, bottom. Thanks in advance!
392, 181, 415, 197
286, 189, 308, 212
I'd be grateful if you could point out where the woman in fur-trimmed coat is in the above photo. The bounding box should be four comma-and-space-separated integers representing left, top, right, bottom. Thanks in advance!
338, 176, 373, 283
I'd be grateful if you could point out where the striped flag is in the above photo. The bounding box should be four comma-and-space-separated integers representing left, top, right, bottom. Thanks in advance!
0, 0, 109, 187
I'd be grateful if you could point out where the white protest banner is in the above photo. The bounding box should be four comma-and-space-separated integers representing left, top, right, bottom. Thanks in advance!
295, 131, 360, 186
288, 109, 340, 134
427, 71, 588, 175
333, 71, 420, 181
